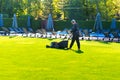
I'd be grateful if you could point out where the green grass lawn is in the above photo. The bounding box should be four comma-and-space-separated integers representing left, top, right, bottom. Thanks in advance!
0, 36, 120, 80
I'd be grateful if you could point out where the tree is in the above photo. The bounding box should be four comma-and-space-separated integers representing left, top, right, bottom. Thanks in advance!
64, 0, 84, 20
106, 0, 120, 20
0, 0, 120, 21
52, 0, 67, 19
40, 0, 53, 19
83, 0, 96, 20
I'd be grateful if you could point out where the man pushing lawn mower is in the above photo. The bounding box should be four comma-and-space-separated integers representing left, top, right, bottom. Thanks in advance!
46, 19, 81, 51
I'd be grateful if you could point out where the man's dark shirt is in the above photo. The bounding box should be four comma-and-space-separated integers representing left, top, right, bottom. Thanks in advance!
71, 23, 79, 37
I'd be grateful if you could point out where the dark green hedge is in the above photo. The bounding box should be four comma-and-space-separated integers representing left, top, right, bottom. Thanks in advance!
3, 18, 41, 31
54, 20, 95, 30
2, 18, 120, 31
54, 20, 120, 30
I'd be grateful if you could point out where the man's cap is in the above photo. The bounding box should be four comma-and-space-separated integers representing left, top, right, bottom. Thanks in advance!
71, 19, 76, 23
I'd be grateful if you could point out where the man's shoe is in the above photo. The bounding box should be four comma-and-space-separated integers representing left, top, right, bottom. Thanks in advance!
67, 48, 71, 50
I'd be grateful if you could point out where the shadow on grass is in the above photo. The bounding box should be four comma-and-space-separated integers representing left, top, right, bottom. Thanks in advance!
46, 45, 84, 54
47, 38, 54, 41
85, 39, 111, 44
9, 36, 17, 38
70, 49, 84, 54
98, 41, 111, 44
47, 38, 59, 41
46, 46, 69, 51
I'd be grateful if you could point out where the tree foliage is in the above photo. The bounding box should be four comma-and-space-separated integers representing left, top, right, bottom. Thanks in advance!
0, 0, 120, 20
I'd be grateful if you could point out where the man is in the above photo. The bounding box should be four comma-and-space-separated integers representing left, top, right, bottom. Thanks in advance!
69, 19, 80, 51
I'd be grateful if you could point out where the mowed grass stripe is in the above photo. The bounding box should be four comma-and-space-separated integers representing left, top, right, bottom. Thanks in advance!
0, 36, 120, 80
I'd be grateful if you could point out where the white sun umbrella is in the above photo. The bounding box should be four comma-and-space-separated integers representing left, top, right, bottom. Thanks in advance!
27, 16, 31, 28
110, 18, 116, 30
46, 14, 54, 32
94, 12, 103, 33
12, 14, 18, 28
0, 14, 3, 27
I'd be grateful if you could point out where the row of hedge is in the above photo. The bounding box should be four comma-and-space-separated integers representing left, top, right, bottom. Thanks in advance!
2, 18, 40, 30
54, 20, 120, 30
2, 18, 120, 31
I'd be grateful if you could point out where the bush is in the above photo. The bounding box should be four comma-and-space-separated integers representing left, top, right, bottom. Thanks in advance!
54, 20, 120, 30
3, 18, 41, 31
2, 18, 120, 31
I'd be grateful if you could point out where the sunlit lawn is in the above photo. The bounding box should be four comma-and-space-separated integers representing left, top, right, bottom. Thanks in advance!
0, 36, 120, 80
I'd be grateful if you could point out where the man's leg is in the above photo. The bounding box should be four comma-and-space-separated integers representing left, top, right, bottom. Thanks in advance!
76, 37, 80, 50
69, 38, 75, 49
